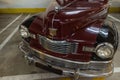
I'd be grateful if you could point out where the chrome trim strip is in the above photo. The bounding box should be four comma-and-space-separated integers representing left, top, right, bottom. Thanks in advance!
31, 47, 89, 64
39, 35, 66, 43
78, 70, 113, 77
90, 60, 112, 63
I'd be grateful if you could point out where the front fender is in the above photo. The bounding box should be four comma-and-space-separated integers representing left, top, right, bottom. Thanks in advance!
27, 13, 45, 34
96, 21, 118, 51
22, 16, 37, 28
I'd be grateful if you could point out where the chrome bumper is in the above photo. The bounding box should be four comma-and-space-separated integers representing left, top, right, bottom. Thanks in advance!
19, 41, 113, 77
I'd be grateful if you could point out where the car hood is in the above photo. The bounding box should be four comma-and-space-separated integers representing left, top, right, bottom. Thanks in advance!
29, 1, 108, 41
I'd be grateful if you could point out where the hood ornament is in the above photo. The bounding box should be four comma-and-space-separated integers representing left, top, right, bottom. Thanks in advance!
49, 28, 57, 37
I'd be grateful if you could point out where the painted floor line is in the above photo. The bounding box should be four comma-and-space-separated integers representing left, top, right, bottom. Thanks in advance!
0, 14, 30, 51
17, 13, 30, 28
0, 14, 22, 34
22, 13, 31, 21
114, 67, 120, 73
0, 73, 65, 80
0, 27, 19, 50
108, 15, 120, 23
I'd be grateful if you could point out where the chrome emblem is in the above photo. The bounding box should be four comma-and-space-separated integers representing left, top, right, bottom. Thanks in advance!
49, 28, 57, 37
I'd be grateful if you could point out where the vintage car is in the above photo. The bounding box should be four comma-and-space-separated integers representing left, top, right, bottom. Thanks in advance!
19, 0, 118, 78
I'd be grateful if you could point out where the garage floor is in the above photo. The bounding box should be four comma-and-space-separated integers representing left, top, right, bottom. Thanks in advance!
0, 13, 120, 80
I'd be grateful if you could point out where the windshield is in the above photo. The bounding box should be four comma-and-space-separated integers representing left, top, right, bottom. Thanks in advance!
45, 0, 59, 15
45, 0, 76, 14
45, 0, 108, 15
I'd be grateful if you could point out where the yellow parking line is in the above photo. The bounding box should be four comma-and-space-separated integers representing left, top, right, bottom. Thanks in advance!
0, 7, 119, 13
93, 77, 105, 80
59, 77, 72, 80
0, 8, 46, 13
109, 7, 120, 13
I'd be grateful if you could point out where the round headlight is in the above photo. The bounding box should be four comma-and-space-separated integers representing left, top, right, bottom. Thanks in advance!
95, 43, 114, 59
20, 25, 30, 38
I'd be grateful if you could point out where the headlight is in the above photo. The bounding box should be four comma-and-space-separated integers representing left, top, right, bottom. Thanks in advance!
95, 43, 114, 59
20, 25, 30, 38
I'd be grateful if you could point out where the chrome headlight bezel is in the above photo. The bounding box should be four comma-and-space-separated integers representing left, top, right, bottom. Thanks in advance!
95, 43, 114, 59
20, 25, 30, 38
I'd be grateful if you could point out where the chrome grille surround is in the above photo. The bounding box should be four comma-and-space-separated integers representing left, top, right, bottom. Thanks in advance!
38, 35, 78, 54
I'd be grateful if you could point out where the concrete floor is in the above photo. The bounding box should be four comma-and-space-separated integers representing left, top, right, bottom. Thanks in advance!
0, 13, 120, 80
0, 14, 47, 77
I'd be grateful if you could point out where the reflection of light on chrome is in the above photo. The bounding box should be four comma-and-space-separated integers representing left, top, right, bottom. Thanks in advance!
76, 7, 90, 9
86, 27, 99, 34
101, 30, 108, 37
66, 10, 84, 15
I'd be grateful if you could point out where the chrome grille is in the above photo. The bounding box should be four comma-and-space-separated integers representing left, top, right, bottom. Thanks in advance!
39, 35, 78, 54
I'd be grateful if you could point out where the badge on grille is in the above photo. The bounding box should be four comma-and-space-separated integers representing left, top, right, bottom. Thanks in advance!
49, 28, 57, 37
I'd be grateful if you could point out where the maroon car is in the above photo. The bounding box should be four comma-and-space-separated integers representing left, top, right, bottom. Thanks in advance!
19, 0, 118, 78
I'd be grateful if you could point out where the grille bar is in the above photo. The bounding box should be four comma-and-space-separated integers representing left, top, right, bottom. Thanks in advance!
39, 35, 78, 54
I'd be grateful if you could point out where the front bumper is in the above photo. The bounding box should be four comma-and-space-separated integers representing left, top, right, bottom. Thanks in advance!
19, 41, 113, 77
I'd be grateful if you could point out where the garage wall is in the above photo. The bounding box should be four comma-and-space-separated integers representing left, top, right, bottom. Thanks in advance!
0, 0, 51, 13
0, 0, 119, 13
0, 0, 51, 8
